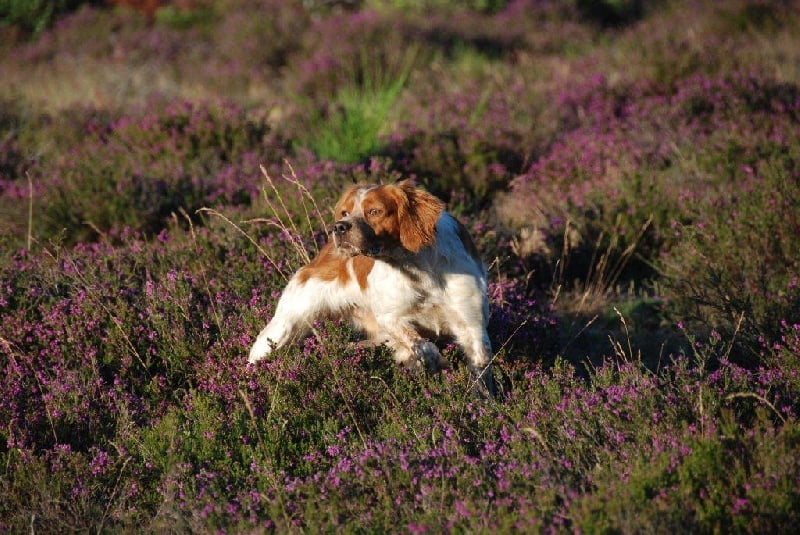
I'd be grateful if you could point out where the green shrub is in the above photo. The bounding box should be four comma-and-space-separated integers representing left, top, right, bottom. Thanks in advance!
154, 3, 216, 30
664, 152, 800, 360
572, 416, 800, 533
299, 48, 415, 164
39, 100, 275, 242
0, 0, 91, 36
301, 82, 404, 164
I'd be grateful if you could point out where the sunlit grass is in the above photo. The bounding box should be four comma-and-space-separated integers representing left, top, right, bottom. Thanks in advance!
301, 48, 417, 163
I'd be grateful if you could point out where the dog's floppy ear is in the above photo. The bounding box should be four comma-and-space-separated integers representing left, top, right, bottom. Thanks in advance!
393, 180, 444, 253
333, 184, 361, 220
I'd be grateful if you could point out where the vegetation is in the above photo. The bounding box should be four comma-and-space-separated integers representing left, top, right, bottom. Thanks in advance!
1, 0, 799, 531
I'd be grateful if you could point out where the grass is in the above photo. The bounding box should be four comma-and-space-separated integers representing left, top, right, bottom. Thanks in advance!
1, 0, 799, 531
300, 47, 417, 163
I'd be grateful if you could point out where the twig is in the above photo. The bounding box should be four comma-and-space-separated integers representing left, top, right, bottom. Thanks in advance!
725, 392, 786, 424
97, 456, 132, 534
197, 207, 289, 282
179, 208, 225, 344
26, 171, 34, 250
55, 253, 150, 378
259, 165, 312, 266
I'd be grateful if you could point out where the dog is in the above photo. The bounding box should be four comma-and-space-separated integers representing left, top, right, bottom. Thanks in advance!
248, 181, 495, 397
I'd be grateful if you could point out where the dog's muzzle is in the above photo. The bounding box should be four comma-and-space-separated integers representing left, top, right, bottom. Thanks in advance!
332, 219, 384, 256
333, 220, 352, 236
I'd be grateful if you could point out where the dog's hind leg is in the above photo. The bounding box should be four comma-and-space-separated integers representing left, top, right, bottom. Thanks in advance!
446, 309, 496, 398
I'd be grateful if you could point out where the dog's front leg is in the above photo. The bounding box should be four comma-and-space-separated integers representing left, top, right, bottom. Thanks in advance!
249, 276, 326, 364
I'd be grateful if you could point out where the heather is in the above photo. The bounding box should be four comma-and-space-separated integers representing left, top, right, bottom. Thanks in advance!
2, 0, 800, 532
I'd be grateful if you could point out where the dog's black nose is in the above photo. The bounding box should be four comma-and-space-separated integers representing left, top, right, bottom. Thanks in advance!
333, 221, 352, 235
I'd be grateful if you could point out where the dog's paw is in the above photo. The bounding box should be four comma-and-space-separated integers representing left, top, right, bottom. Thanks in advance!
413, 340, 446, 373
248, 336, 276, 365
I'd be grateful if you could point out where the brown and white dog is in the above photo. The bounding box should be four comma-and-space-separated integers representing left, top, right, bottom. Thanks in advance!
248, 181, 495, 397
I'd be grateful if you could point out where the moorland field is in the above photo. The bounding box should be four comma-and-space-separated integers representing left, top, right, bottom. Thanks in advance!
1, 0, 799, 531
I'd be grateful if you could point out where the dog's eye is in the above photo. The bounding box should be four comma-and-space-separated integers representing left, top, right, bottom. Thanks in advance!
367, 208, 383, 217
340, 210, 349, 218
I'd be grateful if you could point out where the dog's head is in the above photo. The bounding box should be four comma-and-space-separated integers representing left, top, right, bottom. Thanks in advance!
331, 181, 444, 257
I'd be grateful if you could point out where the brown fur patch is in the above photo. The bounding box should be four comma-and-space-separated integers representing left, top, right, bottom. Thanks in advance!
351, 255, 374, 289
358, 193, 398, 245
334, 185, 360, 219
297, 242, 375, 288
383, 181, 444, 253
